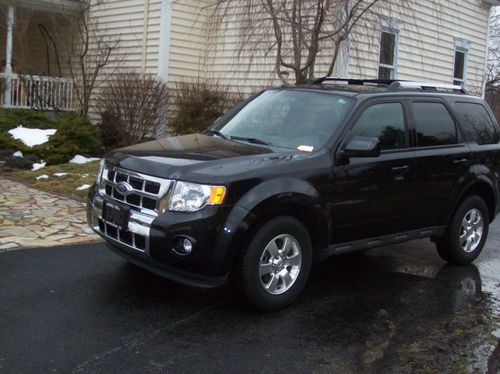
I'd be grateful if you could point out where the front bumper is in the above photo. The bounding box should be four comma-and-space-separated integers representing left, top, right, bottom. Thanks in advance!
87, 184, 231, 288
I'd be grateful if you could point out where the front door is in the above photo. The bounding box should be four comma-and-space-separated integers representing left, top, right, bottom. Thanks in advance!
330, 100, 417, 244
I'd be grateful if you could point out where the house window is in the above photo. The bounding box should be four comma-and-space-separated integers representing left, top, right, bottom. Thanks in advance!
378, 28, 399, 80
453, 48, 468, 86
453, 38, 470, 87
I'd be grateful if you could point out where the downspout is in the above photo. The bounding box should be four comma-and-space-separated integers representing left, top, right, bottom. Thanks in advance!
141, 0, 150, 74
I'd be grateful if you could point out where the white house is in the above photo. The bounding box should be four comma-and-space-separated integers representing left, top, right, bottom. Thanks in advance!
86, 0, 499, 93
1, 0, 499, 112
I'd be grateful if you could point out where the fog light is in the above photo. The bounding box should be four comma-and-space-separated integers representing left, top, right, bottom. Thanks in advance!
172, 236, 194, 256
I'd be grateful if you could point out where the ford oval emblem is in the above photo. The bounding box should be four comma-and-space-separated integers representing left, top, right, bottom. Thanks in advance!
116, 181, 133, 195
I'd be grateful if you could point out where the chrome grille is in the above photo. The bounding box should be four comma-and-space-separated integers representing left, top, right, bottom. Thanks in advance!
98, 218, 147, 252
100, 165, 173, 216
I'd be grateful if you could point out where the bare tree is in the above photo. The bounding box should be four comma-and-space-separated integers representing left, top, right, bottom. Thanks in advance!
485, 9, 500, 118
211, 0, 412, 85
98, 71, 170, 146
63, 0, 123, 118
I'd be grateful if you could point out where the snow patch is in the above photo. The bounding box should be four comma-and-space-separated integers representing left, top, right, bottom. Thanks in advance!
53, 173, 68, 177
36, 174, 49, 180
8, 126, 56, 147
13, 151, 23, 158
32, 161, 46, 171
76, 184, 91, 191
69, 155, 100, 164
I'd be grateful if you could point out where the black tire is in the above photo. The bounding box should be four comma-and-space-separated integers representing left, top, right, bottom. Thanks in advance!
235, 216, 313, 311
436, 195, 489, 265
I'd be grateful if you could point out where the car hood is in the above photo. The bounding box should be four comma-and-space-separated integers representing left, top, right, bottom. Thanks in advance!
105, 134, 311, 183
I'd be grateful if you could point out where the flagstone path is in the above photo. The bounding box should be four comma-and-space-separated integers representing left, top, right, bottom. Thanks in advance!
0, 177, 100, 251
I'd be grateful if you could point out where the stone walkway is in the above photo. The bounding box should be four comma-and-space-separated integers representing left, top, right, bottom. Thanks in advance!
0, 177, 100, 251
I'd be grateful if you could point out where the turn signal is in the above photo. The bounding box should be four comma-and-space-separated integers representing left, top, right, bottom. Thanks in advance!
209, 186, 226, 205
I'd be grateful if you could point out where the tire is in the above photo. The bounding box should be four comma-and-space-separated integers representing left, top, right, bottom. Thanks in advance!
436, 195, 489, 265
235, 216, 313, 311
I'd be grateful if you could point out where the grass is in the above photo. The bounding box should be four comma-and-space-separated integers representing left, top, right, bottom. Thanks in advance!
3, 161, 100, 201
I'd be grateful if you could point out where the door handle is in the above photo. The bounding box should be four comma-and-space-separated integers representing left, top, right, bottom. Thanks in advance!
453, 158, 469, 165
391, 165, 410, 172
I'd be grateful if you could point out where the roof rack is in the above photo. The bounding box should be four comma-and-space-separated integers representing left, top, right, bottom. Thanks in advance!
312, 77, 467, 94
312, 77, 397, 86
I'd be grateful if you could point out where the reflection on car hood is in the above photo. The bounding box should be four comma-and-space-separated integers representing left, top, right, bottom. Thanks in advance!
105, 134, 310, 183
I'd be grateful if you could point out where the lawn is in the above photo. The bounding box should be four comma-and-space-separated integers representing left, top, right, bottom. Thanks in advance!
4, 161, 100, 201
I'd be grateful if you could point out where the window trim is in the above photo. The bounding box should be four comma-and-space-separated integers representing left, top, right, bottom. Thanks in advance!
378, 27, 400, 80
453, 38, 470, 88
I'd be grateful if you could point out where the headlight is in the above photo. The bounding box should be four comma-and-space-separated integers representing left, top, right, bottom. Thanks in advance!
96, 159, 105, 184
169, 181, 226, 212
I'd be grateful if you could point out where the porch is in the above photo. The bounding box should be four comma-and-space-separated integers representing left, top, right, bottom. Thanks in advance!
0, 0, 82, 111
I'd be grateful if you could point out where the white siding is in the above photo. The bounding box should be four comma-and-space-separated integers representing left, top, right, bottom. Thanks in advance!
203, 0, 492, 93
348, 0, 491, 92
88, 0, 493, 117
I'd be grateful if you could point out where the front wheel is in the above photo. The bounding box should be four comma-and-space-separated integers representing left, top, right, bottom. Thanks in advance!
236, 216, 313, 311
436, 195, 489, 265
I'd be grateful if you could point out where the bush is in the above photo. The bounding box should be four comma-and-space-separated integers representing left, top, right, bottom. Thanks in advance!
98, 71, 170, 146
0, 131, 28, 153
32, 114, 101, 165
0, 108, 57, 132
170, 81, 242, 135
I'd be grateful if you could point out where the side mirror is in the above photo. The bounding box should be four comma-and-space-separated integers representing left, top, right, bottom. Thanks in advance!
343, 136, 381, 158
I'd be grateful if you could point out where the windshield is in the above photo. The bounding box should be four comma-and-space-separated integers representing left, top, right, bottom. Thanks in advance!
212, 90, 354, 151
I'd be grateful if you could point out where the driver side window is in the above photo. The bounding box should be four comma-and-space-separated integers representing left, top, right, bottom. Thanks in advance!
352, 102, 407, 150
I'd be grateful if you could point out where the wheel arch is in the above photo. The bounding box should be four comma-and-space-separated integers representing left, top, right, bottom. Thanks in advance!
220, 178, 330, 270
454, 179, 497, 224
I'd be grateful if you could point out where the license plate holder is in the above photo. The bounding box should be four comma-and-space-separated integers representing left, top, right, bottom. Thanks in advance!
103, 201, 130, 230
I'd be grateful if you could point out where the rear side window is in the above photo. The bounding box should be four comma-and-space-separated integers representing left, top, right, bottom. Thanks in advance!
456, 102, 499, 145
413, 102, 457, 147
351, 103, 406, 150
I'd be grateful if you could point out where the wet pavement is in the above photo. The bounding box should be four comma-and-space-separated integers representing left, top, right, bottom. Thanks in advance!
1, 222, 499, 373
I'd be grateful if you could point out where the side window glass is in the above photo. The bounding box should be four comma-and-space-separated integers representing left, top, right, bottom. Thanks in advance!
352, 103, 406, 150
413, 102, 457, 147
456, 102, 499, 145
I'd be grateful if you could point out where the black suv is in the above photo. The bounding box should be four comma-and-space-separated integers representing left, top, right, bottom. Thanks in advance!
87, 78, 500, 310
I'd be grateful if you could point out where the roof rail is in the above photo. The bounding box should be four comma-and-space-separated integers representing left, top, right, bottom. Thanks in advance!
312, 77, 397, 86
312, 76, 468, 94
387, 81, 467, 94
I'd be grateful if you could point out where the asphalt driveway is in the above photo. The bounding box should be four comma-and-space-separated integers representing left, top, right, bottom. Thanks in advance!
1, 223, 499, 373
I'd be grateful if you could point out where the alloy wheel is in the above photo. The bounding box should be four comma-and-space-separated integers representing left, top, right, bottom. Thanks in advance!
259, 234, 302, 295
459, 208, 484, 253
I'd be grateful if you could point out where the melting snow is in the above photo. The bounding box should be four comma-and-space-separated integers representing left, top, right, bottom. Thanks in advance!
69, 155, 100, 164
8, 126, 56, 147
76, 184, 91, 191
53, 173, 68, 177
36, 175, 49, 180
32, 161, 46, 171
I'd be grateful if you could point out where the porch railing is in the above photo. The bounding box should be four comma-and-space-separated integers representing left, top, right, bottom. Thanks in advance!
0, 73, 76, 111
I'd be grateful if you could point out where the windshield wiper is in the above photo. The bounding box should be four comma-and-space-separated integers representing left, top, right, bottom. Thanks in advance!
204, 129, 229, 140
229, 135, 272, 146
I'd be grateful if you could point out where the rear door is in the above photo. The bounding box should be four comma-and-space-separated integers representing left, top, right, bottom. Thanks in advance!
410, 99, 472, 229
330, 99, 417, 243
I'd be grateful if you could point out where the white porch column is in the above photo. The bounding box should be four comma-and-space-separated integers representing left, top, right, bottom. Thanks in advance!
4, 4, 15, 106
